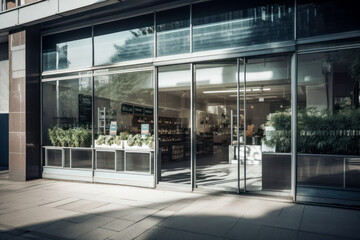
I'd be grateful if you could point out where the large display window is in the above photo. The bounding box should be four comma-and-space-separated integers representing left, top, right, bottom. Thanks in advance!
297, 49, 360, 190
42, 74, 93, 169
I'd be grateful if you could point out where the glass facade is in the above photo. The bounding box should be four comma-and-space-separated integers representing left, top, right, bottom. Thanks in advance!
192, 1, 293, 52
39, 1, 360, 205
94, 15, 154, 66
297, 0, 360, 38
42, 28, 92, 72
42, 75, 92, 147
156, 6, 190, 57
297, 49, 360, 190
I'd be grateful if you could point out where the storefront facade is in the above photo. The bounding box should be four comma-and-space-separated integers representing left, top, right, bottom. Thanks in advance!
2, 0, 360, 207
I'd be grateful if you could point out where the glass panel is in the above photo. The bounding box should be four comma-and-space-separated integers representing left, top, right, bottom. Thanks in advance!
157, 6, 190, 57
42, 75, 93, 148
94, 70, 154, 149
71, 149, 92, 168
297, 0, 360, 38
192, 1, 293, 52
47, 149, 62, 167
64, 148, 70, 168
96, 151, 115, 170
125, 152, 150, 173
94, 14, 154, 66
42, 28, 92, 72
245, 55, 291, 192
297, 49, 360, 190
158, 64, 191, 184
195, 60, 238, 191
116, 150, 125, 171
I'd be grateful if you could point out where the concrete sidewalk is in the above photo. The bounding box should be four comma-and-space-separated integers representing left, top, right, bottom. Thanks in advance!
0, 177, 359, 240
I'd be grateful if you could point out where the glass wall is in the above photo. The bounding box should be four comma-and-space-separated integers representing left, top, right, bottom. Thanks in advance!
244, 55, 291, 191
192, 0, 293, 52
297, 0, 360, 38
94, 69, 153, 136
158, 65, 191, 184
94, 15, 154, 66
42, 75, 93, 147
297, 49, 360, 190
42, 75, 93, 168
156, 6, 190, 57
42, 28, 92, 72
195, 61, 238, 191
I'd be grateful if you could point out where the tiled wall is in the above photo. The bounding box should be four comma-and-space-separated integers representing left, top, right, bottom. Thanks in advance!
8, 31, 26, 181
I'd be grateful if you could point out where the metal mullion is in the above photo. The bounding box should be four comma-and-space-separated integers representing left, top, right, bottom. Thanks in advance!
243, 58, 247, 194
154, 12, 157, 58
154, 66, 159, 186
236, 58, 240, 193
191, 63, 196, 191
190, 3, 193, 53
291, 52, 298, 201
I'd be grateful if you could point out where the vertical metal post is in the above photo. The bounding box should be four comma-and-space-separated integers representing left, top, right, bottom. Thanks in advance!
91, 25, 95, 182
343, 158, 346, 189
243, 58, 247, 193
191, 63, 196, 191
154, 66, 159, 187
230, 110, 233, 149
291, 53, 298, 201
190, 4, 193, 53
236, 58, 240, 193
40, 35, 43, 170
154, 12, 157, 58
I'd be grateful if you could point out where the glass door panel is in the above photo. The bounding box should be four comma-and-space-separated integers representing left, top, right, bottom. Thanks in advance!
158, 65, 191, 184
195, 60, 238, 191
244, 55, 292, 192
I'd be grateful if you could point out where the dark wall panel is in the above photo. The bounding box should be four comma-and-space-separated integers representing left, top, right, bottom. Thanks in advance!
0, 114, 9, 168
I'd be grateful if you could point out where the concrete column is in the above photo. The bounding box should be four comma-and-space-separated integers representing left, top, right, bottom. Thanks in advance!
8, 28, 41, 181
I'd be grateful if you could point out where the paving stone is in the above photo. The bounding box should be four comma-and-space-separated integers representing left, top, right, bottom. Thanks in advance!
102, 219, 135, 232
75, 227, 118, 240
135, 226, 225, 240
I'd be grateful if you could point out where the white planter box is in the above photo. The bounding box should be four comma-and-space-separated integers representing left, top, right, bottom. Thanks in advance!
95, 141, 124, 149
124, 141, 151, 151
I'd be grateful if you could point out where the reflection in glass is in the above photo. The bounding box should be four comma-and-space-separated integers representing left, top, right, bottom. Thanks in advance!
192, 1, 293, 52
244, 55, 291, 191
297, 49, 360, 190
158, 65, 191, 184
42, 76, 93, 147
42, 28, 92, 71
195, 61, 238, 191
94, 15, 154, 65
297, 0, 360, 38
157, 6, 190, 57
94, 70, 153, 136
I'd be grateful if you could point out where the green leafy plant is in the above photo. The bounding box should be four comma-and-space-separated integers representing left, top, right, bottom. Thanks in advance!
48, 127, 59, 146
105, 136, 115, 146
114, 136, 122, 145
96, 135, 106, 145
48, 126, 92, 147
263, 109, 291, 153
119, 132, 129, 140
264, 107, 360, 155
127, 134, 144, 147
144, 135, 154, 149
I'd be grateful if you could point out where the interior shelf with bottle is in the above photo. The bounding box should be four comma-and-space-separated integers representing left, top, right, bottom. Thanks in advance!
158, 117, 190, 162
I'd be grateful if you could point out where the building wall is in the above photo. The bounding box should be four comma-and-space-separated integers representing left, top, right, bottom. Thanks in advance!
0, 41, 9, 167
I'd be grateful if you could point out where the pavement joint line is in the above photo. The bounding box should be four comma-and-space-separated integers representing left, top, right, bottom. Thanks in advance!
298, 204, 306, 231
298, 230, 358, 240
153, 225, 234, 240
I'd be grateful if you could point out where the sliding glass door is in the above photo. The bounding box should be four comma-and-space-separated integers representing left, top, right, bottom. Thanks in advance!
194, 60, 239, 192
157, 54, 292, 194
